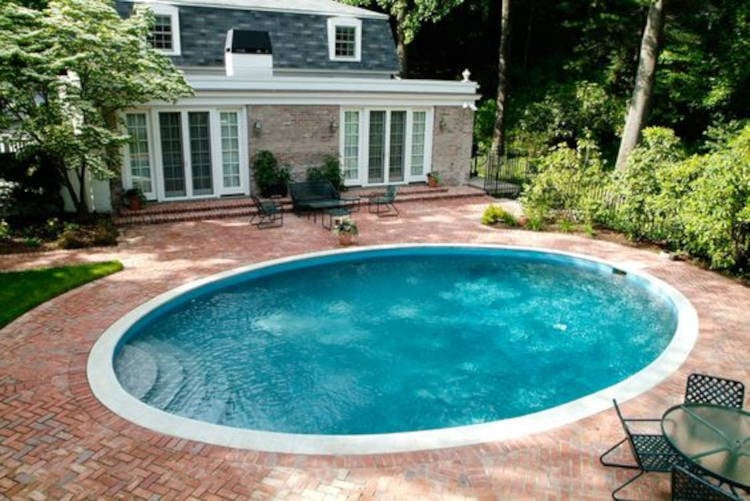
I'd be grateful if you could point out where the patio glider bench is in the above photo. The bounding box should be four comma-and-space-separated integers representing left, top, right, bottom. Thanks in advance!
288, 181, 360, 217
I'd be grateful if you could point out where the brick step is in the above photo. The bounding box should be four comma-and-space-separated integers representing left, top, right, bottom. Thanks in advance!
114, 185, 486, 226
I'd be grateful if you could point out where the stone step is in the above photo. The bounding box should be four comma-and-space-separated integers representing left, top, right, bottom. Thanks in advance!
113, 185, 487, 226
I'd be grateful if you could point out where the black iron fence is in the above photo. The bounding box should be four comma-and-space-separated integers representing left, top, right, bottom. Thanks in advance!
480, 154, 533, 198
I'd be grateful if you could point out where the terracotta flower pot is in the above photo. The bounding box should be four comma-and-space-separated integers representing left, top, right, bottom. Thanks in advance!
338, 233, 355, 246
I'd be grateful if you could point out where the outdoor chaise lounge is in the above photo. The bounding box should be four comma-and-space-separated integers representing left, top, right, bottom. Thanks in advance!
250, 195, 283, 229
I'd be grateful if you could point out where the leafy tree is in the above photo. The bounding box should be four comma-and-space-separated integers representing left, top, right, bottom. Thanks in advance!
0, 0, 191, 214
341, 0, 464, 75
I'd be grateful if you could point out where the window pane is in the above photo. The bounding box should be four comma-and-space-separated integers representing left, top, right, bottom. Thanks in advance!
188, 112, 213, 195
220, 112, 241, 188
335, 26, 356, 57
343, 111, 359, 181
389, 111, 406, 182
368, 111, 385, 183
410, 111, 426, 176
149, 15, 173, 50
158, 112, 185, 197
125, 113, 152, 193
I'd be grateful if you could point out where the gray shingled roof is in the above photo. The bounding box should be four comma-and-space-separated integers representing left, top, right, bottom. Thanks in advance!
116, 1, 399, 73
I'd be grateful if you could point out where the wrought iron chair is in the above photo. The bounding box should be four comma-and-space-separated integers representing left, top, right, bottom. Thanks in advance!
600, 399, 689, 501
367, 185, 399, 217
671, 466, 740, 501
250, 195, 283, 229
684, 373, 745, 409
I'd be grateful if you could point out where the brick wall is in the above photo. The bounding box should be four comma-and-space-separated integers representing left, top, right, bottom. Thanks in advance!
248, 105, 339, 184
246, 104, 475, 189
431, 106, 475, 186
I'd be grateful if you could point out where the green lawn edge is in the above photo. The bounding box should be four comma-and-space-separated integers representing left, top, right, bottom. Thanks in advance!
0, 260, 124, 329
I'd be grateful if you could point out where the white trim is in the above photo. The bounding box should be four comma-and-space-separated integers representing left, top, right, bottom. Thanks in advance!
340, 107, 433, 187
122, 112, 157, 199
185, 74, 479, 96
327, 17, 362, 62
139, 0, 389, 19
122, 106, 250, 202
140, 3, 181, 56
87, 244, 699, 455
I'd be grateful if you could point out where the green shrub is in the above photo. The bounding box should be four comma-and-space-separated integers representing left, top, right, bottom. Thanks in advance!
558, 218, 574, 233
44, 217, 62, 239
253, 151, 291, 197
521, 138, 607, 224
677, 124, 750, 270
481, 204, 518, 226
0, 219, 9, 241
306, 155, 344, 192
92, 220, 119, 246
24, 236, 41, 248
57, 219, 118, 249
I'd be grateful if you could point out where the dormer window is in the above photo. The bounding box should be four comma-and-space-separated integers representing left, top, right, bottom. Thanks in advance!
144, 3, 181, 56
327, 17, 361, 62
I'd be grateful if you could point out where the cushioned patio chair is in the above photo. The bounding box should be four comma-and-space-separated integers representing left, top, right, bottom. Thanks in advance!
600, 399, 689, 501
671, 466, 740, 501
684, 373, 745, 409
250, 195, 283, 229
367, 185, 399, 217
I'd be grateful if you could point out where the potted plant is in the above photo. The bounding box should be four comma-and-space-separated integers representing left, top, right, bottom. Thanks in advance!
332, 218, 358, 245
253, 150, 292, 197
427, 171, 440, 188
123, 187, 146, 210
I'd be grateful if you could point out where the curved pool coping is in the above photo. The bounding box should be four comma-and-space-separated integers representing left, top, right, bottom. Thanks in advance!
87, 244, 699, 455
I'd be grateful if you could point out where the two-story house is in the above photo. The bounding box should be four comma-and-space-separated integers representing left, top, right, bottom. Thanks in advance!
112, 0, 479, 206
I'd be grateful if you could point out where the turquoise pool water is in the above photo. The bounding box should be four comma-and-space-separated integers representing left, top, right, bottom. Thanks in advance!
114, 247, 677, 435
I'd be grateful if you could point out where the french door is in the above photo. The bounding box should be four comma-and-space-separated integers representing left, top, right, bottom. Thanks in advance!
341, 108, 432, 187
124, 109, 248, 200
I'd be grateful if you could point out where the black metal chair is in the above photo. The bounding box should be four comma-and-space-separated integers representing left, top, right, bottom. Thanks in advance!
250, 195, 283, 229
367, 185, 399, 217
684, 373, 745, 409
600, 399, 689, 501
671, 466, 740, 501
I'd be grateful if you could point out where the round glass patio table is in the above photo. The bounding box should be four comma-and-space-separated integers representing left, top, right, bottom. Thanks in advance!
661, 404, 750, 489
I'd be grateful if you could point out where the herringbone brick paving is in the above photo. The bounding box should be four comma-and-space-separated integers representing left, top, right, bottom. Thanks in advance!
1, 196, 748, 500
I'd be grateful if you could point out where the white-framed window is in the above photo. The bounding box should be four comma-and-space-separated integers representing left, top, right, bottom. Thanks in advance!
121, 108, 248, 201
341, 107, 433, 186
327, 17, 362, 61
144, 3, 181, 56
125, 113, 154, 195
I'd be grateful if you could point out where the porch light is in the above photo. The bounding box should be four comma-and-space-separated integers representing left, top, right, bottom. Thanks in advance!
329, 120, 338, 133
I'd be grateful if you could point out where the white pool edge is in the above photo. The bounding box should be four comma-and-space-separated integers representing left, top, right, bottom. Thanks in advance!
87, 243, 699, 455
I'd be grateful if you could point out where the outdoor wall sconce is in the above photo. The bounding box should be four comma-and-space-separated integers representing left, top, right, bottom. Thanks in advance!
329, 120, 338, 133
439, 116, 446, 132
253, 121, 262, 130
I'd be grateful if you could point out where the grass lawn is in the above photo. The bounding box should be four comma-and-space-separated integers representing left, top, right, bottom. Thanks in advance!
0, 261, 124, 328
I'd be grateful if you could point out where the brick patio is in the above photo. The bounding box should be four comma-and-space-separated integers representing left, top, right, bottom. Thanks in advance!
1, 196, 748, 500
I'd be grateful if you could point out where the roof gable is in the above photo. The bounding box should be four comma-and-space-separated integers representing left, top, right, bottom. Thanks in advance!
145, 0, 388, 19
117, 1, 399, 74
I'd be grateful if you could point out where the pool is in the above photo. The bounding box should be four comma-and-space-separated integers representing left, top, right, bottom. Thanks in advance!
88, 245, 698, 454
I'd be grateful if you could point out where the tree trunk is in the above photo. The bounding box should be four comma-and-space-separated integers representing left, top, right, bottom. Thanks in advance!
395, 9, 408, 76
615, 0, 667, 170
491, 0, 511, 158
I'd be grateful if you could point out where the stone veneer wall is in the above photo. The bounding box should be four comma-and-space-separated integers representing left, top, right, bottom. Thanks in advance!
247, 105, 339, 186
431, 106, 475, 186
